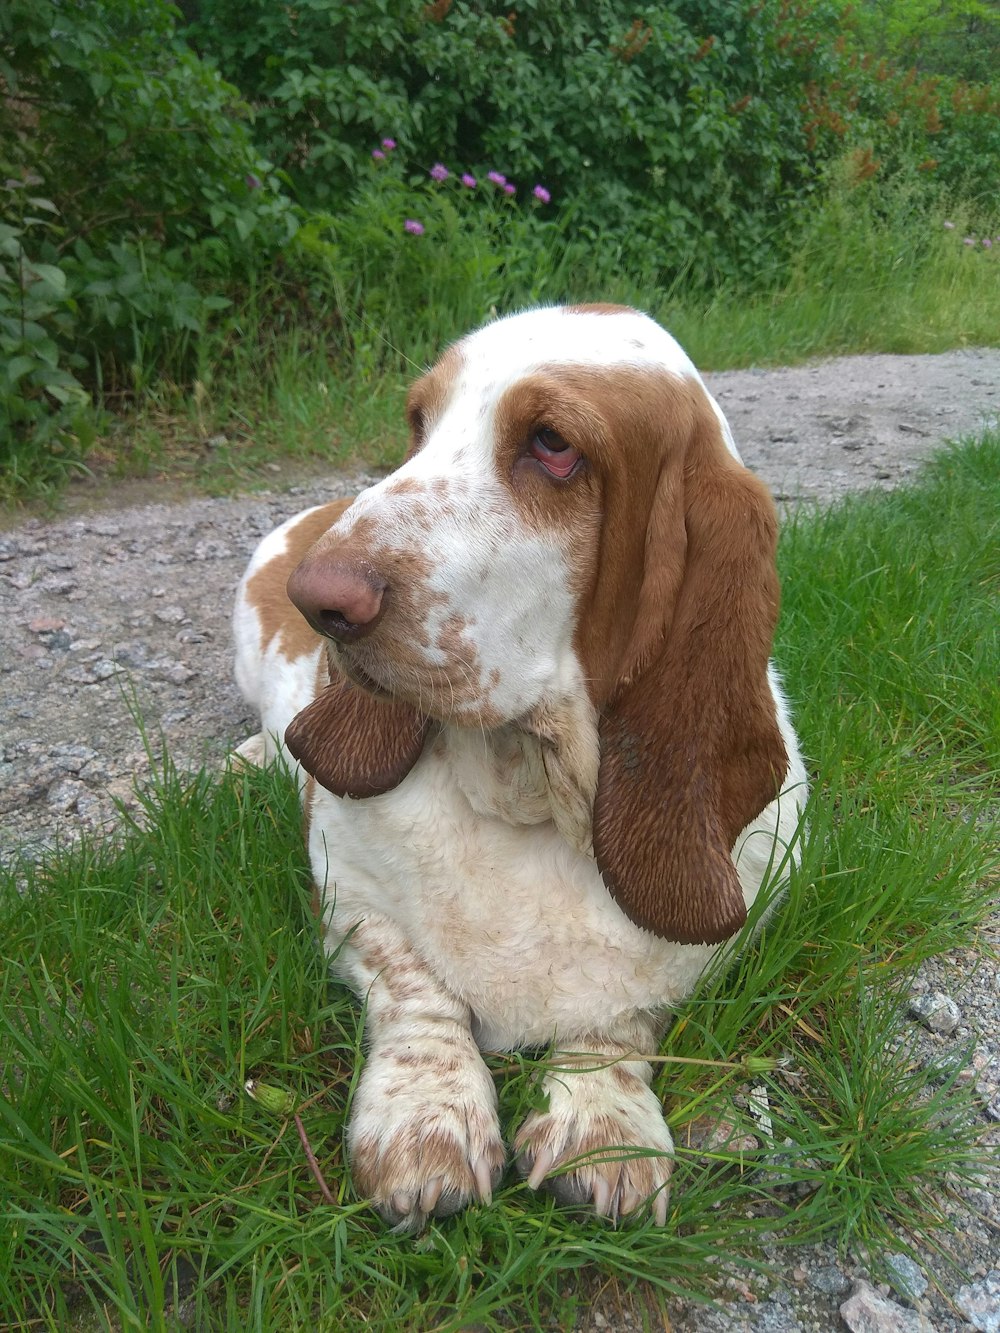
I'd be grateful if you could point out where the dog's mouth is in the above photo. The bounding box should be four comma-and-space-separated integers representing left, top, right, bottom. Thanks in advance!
326, 643, 394, 700
327, 641, 509, 731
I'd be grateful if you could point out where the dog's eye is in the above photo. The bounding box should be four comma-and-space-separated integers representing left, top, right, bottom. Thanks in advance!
529, 428, 581, 479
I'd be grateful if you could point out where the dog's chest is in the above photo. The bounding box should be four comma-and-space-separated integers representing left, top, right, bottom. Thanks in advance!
307, 733, 710, 1046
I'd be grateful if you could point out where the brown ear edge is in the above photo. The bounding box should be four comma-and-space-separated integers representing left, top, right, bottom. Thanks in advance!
592, 762, 762, 947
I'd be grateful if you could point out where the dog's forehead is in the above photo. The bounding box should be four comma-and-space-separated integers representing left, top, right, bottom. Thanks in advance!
415, 306, 741, 464
452, 307, 699, 389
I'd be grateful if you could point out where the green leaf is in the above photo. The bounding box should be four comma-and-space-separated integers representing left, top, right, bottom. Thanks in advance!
5, 354, 38, 386
26, 263, 67, 294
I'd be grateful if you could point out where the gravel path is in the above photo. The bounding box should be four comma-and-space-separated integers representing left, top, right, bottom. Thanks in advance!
2, 348, 998, 1331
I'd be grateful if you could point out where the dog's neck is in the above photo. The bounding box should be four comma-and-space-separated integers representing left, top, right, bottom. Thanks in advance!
436, 695, 600, 856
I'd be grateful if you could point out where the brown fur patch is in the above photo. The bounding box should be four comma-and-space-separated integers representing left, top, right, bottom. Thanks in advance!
490, 354, 787, 944
245, 500, 353, 662
405, 344, 463, 454
609, 1062, 646, 1095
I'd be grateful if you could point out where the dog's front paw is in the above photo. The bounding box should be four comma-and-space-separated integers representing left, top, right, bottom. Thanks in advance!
347, 1039, 506, 1229
514, 1058, 673, 1225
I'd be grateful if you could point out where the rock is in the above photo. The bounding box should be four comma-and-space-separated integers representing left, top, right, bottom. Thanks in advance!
808, 1265, 851, 1297
908, 992, 961, 1035
840, 1280, 936, 1331
885, 1253, 928, 1302
42, 630, 73, 652
49, 743, 98, 773
753, 1299, 802, 1331
39, 576, 77, 595
147, 661, 196, 686
956, 1270, 1000, 1332
703, 1119, 760, 1155
64, 659, 118, 685
46, 778, 84, 814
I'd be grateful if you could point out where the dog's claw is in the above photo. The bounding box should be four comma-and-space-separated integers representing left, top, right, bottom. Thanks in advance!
526, 1146, 555, 1191
591, 1174, 612, 1217
472, 1154, 495, 1204
419, 1176, 443, 1214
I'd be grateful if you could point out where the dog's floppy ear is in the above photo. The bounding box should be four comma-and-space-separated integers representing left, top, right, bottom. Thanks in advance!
592, 405, 787, 945
285, 655, 430, 800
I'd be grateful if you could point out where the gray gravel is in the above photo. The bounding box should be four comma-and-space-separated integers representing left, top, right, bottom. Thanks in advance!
2, 347, 999, 1331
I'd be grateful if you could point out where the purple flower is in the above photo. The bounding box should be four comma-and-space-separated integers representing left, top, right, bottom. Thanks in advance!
245, 173, 262, 190
404, 218, 425, 235
532, 184, 551, 203
382, 138, 397, 151
984, 238, 993, 249
503, 182, 516, 195
486, 171, 507, 187
429, 162, 449, 181
372, 149, 386, 161
942, 220, 955, 229
461, 173, 477, 188
964, 237, 976, 246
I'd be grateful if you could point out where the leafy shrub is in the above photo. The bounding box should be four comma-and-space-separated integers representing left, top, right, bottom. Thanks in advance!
0, 0, 299, 486
825, 51, 1000, 204
0, 178, 94, 497
187, 0, 858, 285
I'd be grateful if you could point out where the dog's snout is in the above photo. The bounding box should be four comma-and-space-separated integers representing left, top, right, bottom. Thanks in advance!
287, 556, 387, 643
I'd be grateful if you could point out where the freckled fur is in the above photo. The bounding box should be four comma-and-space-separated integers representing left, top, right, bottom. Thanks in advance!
231, 305, 808, 1229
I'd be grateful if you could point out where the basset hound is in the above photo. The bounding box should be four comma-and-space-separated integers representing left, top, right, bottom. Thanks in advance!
233, 304, 807, 1229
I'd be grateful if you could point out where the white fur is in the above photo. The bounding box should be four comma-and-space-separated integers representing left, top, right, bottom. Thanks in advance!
232, 306, 808, 1228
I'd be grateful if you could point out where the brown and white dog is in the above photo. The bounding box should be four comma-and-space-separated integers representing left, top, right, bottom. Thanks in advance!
233, 304, 807, 1229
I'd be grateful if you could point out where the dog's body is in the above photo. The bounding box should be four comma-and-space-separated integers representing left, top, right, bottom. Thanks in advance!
233, 305, 807, 1228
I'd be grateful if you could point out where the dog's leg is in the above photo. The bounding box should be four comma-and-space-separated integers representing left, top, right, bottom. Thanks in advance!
513, 1014, 673, 1226
228, 732, 267, 769
332, 913, 506, 1230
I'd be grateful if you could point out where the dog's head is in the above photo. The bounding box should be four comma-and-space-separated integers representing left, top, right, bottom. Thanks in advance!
285, 305, 787, 945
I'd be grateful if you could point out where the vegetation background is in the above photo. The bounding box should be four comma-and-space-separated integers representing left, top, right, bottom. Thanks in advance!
1, 0, 998, 502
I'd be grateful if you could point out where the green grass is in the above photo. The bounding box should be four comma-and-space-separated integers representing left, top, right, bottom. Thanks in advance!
1, 438, 998, 1330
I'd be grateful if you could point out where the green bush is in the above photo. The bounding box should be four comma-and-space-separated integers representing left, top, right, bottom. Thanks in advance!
187, 0, 856, 285
0, 0, 298, 482
0, 179, 93, 496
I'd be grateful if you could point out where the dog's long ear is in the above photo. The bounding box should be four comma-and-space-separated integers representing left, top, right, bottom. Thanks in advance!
592, 403, 787, 945
285, 656, 430, 800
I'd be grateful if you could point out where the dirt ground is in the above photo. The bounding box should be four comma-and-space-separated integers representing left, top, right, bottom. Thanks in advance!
2, 345, 999, 1331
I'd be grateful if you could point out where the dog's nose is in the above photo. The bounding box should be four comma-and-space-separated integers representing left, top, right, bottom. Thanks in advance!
286, 557, 387, 643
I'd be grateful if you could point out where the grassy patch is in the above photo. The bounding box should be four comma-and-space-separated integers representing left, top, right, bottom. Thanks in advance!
1, 439, 998, 1329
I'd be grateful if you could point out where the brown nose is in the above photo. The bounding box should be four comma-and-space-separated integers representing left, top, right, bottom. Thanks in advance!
286, 555, 387, 643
